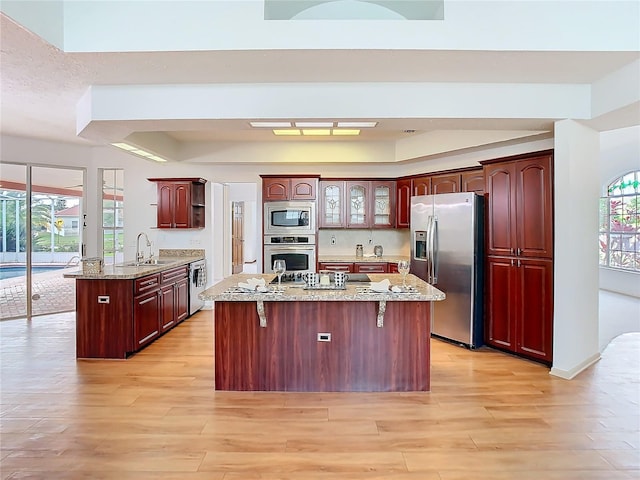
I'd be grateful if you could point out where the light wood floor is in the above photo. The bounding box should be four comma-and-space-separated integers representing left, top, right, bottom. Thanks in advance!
1, 310, 638, 480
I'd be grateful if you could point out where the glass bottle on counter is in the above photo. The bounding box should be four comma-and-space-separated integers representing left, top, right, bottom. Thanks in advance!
356, 244, 363, 258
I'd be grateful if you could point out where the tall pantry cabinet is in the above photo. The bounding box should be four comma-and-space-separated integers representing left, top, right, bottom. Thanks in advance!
482, 151, 554, 365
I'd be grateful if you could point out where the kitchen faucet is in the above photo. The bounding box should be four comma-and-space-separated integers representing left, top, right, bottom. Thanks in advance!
136, 232, 151, 264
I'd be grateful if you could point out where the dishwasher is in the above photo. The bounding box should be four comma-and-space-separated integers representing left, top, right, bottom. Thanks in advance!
188, 259, 207, 315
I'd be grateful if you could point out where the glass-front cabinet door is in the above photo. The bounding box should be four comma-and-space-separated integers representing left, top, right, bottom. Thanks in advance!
347, 181, 368, 228
372, 180, 396, 228
319, 181, 345, 228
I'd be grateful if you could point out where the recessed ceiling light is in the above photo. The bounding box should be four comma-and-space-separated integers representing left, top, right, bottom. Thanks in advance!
295, 122, 334, 128
273, 129, 301, 136
250, 121, 292, 128
332, 129, 360, 136
337, 122, 378, 128
302, 129, 332, 136
111, 142, 137, 151
111, 142, 167, 162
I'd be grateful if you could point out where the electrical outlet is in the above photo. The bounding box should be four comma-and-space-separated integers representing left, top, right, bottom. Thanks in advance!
330, 235, 336, 245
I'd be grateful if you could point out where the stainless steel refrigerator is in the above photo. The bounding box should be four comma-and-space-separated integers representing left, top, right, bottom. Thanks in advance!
410, 192, 484, 348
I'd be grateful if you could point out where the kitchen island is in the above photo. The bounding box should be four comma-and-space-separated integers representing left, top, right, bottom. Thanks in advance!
65, 250, 204, 359
201, 273, 445, 392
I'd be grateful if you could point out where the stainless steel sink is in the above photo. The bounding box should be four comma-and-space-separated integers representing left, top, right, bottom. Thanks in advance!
117, 259, 174, 267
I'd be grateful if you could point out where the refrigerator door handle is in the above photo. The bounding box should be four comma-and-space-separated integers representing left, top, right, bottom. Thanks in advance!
425, 215, 432, 283
431, 216, 438, 284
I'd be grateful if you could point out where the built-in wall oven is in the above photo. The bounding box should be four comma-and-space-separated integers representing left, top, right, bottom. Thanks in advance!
264, 201, 315, 235
263, 235, 316, 274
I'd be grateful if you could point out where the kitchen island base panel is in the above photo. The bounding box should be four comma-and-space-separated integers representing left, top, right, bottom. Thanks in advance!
214, 300, 431, 392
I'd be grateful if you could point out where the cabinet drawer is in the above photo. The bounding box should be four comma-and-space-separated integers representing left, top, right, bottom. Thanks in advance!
318, 262, 353, 272
161, 266, 188, 284
354, 262, 388, 273
135, 274, 160, 295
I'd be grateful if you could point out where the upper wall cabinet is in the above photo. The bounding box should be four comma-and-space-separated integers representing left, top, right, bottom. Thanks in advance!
430, 173, 461, 194
461, 169, 485, 195
319, 179, 396, 229
483, 154, 553, 258
346, 180, 396, 229
261, 176, 318, 201
395, 178, 412, 229
319, 180, 346, 228
148, 178, 206, 229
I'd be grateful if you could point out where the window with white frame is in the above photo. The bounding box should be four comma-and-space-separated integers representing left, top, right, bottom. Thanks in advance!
101, 169, 124, 265
599, 170, 639, 272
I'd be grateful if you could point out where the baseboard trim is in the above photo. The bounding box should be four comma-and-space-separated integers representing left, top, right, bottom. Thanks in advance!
549, 352, 601, 380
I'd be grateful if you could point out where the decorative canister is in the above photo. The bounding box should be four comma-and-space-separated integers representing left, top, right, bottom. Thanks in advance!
82, 257, 103, 274
356, 244, 363, 258
374, 245, 383, 257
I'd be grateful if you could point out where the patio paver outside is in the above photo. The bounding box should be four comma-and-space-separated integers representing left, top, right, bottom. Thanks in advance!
0, 268, 76, 320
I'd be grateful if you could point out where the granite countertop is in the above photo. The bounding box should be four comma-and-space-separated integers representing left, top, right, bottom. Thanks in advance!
201, 273, 445, 302
63, 253, 204, 280
318, 254, 410, 263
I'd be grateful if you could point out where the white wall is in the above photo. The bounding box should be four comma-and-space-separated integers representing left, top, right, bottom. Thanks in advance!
551, 120, 601, 379
599, 125, 640, 298
318, 229, 409, 257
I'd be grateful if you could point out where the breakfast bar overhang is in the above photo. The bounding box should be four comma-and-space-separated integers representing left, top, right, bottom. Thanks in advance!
201, 274, 445, 392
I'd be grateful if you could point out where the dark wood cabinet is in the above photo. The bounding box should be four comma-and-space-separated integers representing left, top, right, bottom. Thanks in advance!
486, 257, 553, 364
461, 169, 485, 194
320, 179, 395, 229
396, 178, 411, 228
175, 277, 189, 324
483, 151, 554, 365
430, 173, 460, 194
215, 300, 431, 392
262, 176, 318, 201
354, 262, 388, 273
75, 264, 190, 359
318, 262, 398, 273
484, 154, 553, 258
412, 176, 431, 196
148, 178, 206, 229
346, 181, 370, 228
319, 180, 346, 228
135, 289, 161, 347
318, 262, 353, 272
370, 180, 396, 228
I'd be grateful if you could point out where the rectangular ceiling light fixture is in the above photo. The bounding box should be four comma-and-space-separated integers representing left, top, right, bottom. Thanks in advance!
332, 129, 361, 136
111, 142, 167, 162
273, 129, 301, 136
250, 121, 292, 128
336, 122, 378, 128
302, 129, 332, 136
295, 122, 334, 128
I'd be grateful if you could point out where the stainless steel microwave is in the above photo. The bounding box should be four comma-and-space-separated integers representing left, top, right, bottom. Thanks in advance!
264, 201, 316, 235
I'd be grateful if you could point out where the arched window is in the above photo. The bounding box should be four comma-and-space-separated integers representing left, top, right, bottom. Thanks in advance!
599, 171, 640, 272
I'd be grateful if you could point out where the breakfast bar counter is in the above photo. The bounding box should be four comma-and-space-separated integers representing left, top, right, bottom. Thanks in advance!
201, 273, 445, 392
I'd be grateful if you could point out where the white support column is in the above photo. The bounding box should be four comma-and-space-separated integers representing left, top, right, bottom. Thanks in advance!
551, 119, 601, 379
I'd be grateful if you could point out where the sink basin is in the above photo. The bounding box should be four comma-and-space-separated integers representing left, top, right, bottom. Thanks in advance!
117, 259, 174, 267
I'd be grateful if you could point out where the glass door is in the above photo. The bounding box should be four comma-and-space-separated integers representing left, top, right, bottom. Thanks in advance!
0, 163, 84, 320
0, 164, 27, 320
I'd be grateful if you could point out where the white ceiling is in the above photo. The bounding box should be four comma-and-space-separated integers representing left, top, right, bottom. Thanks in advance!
1, 10, 639, 162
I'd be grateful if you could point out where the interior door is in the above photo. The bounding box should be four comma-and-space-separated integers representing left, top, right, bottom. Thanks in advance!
231, 201, 244, 274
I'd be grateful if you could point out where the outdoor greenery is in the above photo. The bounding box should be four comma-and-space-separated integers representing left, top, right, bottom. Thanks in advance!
599, 171, 640, 272
0, 191, 79, 253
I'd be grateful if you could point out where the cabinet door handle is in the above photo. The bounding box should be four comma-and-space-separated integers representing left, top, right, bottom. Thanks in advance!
516, 248, 522, 256
517, 259, 521, 267
511, 259, 514, 267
